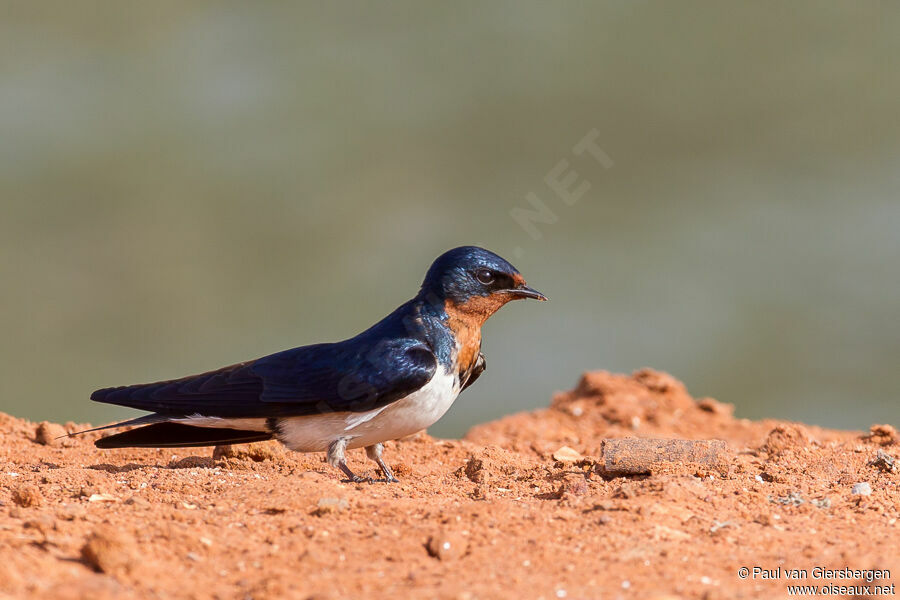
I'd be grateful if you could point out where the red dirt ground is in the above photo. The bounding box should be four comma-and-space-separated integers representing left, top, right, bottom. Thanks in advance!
1, 369, 898, 599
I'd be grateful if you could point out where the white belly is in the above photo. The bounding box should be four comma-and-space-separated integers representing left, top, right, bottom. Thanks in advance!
274, 369, 460, 452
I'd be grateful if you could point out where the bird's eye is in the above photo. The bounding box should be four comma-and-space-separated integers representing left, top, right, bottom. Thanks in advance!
475, 269, 495, 285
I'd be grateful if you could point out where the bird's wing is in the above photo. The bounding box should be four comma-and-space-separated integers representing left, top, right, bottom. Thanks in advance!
90, 361, 264, 417
91, 339, 437, 418
254, 338, 437, 414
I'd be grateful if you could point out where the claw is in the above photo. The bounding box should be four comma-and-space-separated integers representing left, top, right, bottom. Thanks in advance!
364, 442, 401, 483
376, 459, 398, 483
338, 460, 369, 483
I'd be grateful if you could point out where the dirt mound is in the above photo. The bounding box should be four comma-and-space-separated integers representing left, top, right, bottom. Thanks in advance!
1, 370, 897, 599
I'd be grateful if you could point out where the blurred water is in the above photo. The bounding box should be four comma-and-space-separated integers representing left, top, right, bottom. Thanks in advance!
1, 3, 898, 436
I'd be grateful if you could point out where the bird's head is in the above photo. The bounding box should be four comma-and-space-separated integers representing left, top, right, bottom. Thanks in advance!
419, 246, 547, 324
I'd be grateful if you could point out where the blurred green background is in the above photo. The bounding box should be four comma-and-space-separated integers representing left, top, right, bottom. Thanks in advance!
2, 2, 898, 437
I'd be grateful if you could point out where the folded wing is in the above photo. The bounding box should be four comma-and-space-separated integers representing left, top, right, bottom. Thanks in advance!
91, 338, 437, 419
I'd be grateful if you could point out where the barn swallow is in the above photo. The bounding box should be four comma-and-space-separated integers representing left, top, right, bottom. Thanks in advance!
85, 246, 546, 482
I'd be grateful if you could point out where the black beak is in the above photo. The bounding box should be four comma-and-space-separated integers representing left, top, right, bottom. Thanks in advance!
502, 285, 548, 301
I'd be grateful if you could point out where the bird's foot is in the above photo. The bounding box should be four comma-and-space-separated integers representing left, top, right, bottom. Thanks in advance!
338, 461, 366, 482
337, 461, 375, 483
363, 443, 400, 483
345, 474, 374, 484
376, 459, 399, 483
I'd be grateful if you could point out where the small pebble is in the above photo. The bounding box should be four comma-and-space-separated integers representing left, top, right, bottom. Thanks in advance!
12, 485, 43, 508
81, 525, 136, 575
312, 497, 348, 516
552, 446, 583, 463
863, 424, 898, 446
851, 482, 872, 496
471, 486, 493, 501
34, 421, 67, 446
88, 493, 118, 503
426, 531, 468, 561
868, 450, 896, 473
555, 473, 588, 498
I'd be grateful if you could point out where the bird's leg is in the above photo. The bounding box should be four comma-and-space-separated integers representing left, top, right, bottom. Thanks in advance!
327, 438, 370, 483
365, 443, 398, 483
